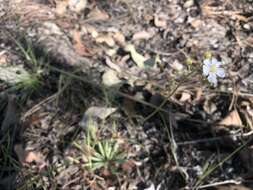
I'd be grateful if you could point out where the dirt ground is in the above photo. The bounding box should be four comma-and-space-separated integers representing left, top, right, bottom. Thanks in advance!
0, 0, 253, 189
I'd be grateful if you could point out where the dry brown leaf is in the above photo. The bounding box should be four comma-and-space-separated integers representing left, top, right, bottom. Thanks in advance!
218, 110, 242, 127
105, 48, 117, 57
154, 14, 167, 28
179, 92, 191, 102
72, 30, 93, 56
26, 114, 42, 126
0, 51, 7, 64
132, 30, 154, 41
85, 25, 99, 38
203, 98, 217, 114
14, 144, 46, 169
121, 160, 136, 172
143, 14, 153, 22
190, 19, 203, 28
25, 151, 42, 163
55, 0, 68, 16
113, 32, 126, 46
96, 35, 115, 47
122, 97, 136, 118
87, 7, 109, 21
193, 87, 203, 102
68, 0, 87, 13
84, 106, 117, 120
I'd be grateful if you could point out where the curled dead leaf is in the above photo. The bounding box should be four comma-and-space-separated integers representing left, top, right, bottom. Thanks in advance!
218, 110, 242, 128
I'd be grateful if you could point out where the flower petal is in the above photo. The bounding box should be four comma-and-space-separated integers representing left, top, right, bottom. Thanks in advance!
211, 58, 221, 67
203, 59, 211, 66
203, 65, 209, 76
216, 68, 225, 78
208, 73, 217, 86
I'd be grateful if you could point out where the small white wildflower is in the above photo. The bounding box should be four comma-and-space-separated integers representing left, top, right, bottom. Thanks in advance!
203, 58, 225, 86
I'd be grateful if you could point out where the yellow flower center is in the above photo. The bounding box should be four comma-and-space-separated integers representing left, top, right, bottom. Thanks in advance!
209, 64, 217, 73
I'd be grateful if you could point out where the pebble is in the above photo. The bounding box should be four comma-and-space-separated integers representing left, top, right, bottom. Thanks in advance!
183, 0, 194, 8
243, 23, 251, 31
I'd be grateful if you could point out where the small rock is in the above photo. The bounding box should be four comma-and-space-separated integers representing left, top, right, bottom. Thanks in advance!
243, 23, 251, 31
183, 0, 194, 8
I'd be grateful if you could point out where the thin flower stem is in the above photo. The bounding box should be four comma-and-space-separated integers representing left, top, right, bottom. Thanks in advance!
143, 70, 196, 122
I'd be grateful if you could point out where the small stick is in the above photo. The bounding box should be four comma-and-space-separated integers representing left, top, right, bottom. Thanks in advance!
176, 131, 253, 146
197, 179, 241, 189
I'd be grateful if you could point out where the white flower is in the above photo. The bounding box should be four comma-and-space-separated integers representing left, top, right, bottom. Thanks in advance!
203, 58, 225, 86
